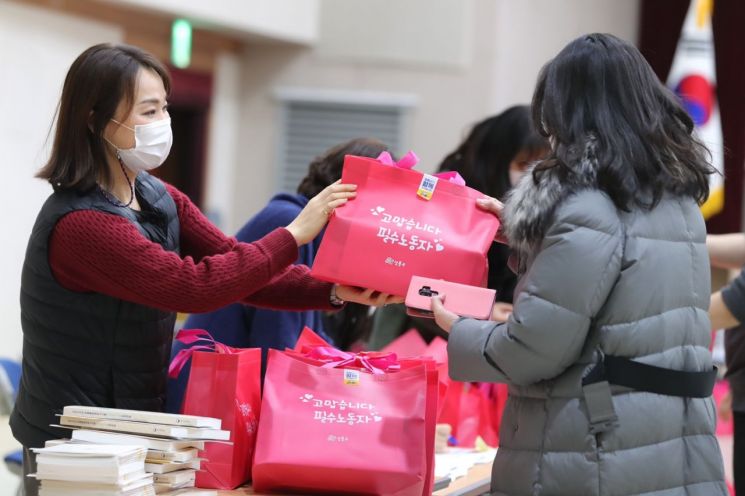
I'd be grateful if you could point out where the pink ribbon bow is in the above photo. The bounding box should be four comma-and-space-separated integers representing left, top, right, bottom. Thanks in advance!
376, 151, 466, 186
300, 345, 401, 375
376, 150, 419, 170
168, 329, 235, 378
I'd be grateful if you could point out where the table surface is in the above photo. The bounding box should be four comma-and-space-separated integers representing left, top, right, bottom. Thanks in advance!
0, 415, 492, 496
433, 461, 492, 496
208, 460, 492, 496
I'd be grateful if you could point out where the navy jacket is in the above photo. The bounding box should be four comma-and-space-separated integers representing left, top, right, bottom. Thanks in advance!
168, 194, 330, 412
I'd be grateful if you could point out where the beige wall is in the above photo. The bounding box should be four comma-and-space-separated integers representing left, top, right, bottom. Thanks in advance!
230, 0, 498, 233
228, 0, 640, 234
203, 53, 243, 231
490, 0, 640, 109
105, 0, 320, 44
1, 1, 123, 361
318, 0, 472, 69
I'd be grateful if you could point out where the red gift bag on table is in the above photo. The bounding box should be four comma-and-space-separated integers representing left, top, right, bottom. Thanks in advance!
294, 325, 333, 349
311, 152, 500, 296
407, 334, 505, 448
382, 330, 452, 419
252, 344, 438, 495
437, 382, 504, 448
381, 328, 428, 357
713, 379, 733, 436
169, 329, 262, 489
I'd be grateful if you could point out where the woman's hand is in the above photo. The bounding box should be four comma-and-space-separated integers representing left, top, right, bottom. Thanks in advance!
432, 295, 512, 332
286, 180, 357, 246
490, 302, 513, 322
431, 295, 458, 333
335, 285, 404, 307
476, 196, 504, 216
719, 390, 732, 423
476, 196, 508, 244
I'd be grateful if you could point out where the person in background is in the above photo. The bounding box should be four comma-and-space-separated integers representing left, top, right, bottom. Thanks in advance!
168, 139, 389, 408
366, 106, 548, 350
12, 43, 396, 496
434, 33, 727, 494
708, 232, 745, 494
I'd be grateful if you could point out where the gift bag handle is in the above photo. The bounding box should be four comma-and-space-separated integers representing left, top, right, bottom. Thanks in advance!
376, 151, 467, 186
301, 346, 401, 375
168, 329, 234, 378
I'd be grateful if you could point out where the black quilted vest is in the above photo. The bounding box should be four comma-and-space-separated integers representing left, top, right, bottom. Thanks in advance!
11, 172, 179, 447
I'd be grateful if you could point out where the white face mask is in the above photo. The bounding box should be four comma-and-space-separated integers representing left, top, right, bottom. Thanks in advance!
509, 168, 524, 188
107, 118, 173, 171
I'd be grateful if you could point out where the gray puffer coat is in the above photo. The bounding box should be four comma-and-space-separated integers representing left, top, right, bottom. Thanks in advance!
447, 156, 727, 495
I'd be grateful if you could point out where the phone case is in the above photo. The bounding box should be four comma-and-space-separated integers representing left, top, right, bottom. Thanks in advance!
404, 276, 496, 320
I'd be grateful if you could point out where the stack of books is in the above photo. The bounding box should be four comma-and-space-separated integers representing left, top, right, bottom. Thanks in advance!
32, 443, 153, 496
54, 406, 229, 494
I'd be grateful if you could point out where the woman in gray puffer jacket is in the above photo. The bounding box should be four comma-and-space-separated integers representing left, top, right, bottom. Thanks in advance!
433, 33, 727, 495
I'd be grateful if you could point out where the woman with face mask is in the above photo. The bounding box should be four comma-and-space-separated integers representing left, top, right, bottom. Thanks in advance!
437, 106, 548, 311
12, 43, 398, 495
367, 106, 548, 351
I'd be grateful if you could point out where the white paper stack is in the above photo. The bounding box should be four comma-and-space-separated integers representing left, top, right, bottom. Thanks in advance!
32, 443, 153, 496
434, 448, 497, 481
58, 406, 228, 440
51, 406, 227, 493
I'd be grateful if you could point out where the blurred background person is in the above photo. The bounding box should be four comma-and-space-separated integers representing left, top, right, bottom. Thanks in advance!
168, 138, 390, 411
438, 105, 549, 304
708, 232, 745, 494
367, 105, 548, 350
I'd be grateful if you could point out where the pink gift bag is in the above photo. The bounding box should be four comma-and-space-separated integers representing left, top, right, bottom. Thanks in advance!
169, 329, 262, 489
713, 379, 734, 436
394, 334, 505, 448
252, 345, 438, 495
311, 152, 500, 296
381, 328, 428, 357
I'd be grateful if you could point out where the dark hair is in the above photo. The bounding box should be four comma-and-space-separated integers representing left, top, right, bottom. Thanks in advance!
324, 305, 374, 352
438, 106, 547, 200
37, 43, 171, 192
531, 33, 715, 210
296, 138, 391, 350
297, 138, 390, 198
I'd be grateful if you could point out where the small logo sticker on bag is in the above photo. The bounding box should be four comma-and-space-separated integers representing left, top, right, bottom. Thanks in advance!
417, 174, 438, 200
344, 369, 361, 385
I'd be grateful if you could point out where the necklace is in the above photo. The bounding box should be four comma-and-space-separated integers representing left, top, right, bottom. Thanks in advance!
99, 155, 135, 208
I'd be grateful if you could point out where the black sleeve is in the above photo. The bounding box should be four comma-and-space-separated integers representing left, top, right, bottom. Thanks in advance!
722, 267, 745, 324
486, 243, 518, 303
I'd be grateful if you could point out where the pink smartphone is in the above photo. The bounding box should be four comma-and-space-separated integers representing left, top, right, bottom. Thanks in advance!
405, 276, 496, 320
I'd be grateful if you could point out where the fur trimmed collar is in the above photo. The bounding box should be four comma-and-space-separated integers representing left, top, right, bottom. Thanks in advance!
502, 139, 600, 268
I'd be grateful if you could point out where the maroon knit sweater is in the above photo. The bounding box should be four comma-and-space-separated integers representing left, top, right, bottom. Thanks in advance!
48, 183, 335, 313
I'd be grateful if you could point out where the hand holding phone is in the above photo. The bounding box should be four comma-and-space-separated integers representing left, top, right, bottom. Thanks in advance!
405, 276, 496, 320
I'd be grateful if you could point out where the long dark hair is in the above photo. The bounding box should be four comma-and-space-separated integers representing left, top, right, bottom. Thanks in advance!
531, 33, 715, 210
297, 138, 390, 198
438, 106, 547, 200
37, 43, 171, 192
